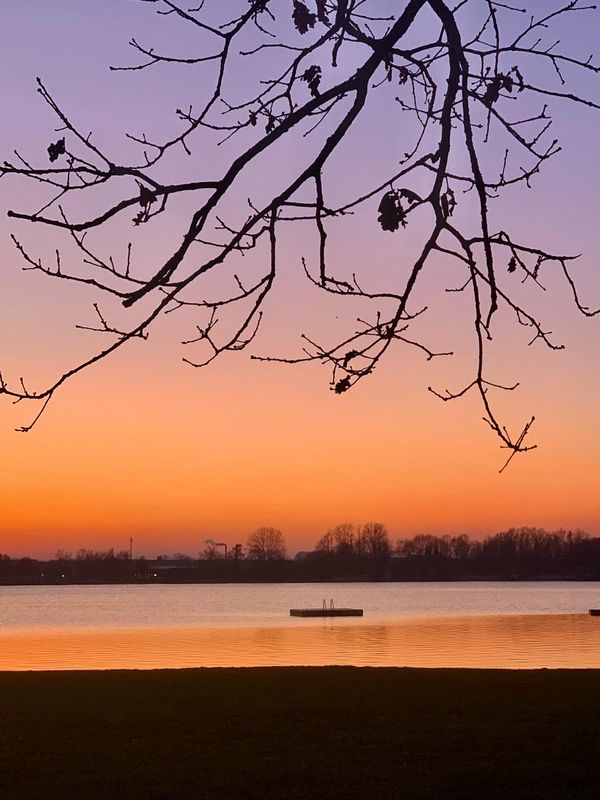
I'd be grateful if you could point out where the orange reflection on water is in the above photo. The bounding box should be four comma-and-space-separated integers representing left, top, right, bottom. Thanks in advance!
1, 614, 599, 671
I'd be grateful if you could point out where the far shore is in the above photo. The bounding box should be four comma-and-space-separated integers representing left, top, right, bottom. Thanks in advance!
2, 575, 600, 586
2, 666, 599, 799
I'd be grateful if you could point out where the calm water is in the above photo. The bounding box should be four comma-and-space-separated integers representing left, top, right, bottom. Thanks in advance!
1, 582, 599, 670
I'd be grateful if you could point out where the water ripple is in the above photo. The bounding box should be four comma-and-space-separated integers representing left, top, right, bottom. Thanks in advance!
2, 614, 599, 671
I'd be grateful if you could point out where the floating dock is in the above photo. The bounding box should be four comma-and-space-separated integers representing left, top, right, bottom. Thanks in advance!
590, 609, 600, 616
290, 600, 363, 618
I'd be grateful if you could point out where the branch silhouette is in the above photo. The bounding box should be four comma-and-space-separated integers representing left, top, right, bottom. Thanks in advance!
1, 0, 599, 470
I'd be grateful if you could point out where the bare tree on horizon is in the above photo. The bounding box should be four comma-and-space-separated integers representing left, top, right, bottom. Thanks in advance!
247, 527, 287, 561
1, 0, 599, 470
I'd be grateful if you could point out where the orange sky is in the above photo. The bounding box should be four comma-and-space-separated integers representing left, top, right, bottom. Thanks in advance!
1, 1, 599, 557
1, 322, 598, 556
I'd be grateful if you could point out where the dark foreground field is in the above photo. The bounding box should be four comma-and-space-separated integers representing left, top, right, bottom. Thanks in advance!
0, 667, 599, 800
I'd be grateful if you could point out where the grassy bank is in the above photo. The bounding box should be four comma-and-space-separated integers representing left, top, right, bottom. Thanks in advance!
1, 667, 599, 799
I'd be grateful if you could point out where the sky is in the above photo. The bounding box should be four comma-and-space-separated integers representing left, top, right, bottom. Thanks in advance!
0, 0, 599, 558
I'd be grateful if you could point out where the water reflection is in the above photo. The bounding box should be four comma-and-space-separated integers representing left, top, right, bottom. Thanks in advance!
3, 582, 600, 630
1, 614, 599, 671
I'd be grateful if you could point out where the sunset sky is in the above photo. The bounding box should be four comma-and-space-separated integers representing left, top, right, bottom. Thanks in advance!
1, 0, 599, 558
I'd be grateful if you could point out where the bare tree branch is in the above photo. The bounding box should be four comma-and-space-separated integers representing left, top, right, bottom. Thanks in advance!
1, 0, 598, 469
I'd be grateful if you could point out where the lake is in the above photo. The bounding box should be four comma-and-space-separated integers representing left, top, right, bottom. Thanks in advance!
1, 582, 599, 670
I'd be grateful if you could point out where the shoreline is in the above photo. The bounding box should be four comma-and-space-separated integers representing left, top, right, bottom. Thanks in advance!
3, 575, 600, 586
3, 664, 600, 675
2, 664, 600, 675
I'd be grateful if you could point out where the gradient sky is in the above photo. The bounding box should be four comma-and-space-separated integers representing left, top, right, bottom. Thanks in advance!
1, 1, 599, 557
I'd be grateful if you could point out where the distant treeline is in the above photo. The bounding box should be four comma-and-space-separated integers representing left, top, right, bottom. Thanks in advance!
306, 526, 600, 581
1, 527, 599, 584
